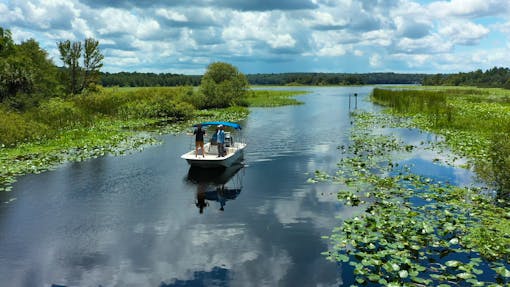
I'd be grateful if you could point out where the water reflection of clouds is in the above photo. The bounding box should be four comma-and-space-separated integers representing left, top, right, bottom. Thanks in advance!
273, 195, 307, 225
61, 221, 276, 286
156, 227, 293, 287
8, 175, 334, 286
2, 87, 377, 287
311, 143, 333, 154
375, 127, 477, 186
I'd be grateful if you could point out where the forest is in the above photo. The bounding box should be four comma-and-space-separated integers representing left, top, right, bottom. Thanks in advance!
101, 72, 202, 87
101, 69, 510, 88
423, 67, 510, 88
100, 71, 428, 87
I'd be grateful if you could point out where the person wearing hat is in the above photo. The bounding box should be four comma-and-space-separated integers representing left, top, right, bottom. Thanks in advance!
216, 125, 225, 157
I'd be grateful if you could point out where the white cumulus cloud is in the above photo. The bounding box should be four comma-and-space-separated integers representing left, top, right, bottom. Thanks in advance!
0, 0, 508, 73
369, 54, 382, 67
428, 0, 510, 18
438, 20, 489, 45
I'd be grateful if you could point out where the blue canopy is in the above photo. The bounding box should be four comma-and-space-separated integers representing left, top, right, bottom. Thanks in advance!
194, 121, 242, 130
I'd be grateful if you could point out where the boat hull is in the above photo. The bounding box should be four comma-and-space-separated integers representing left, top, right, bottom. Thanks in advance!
181, 143, 246, 168
187, 163, 244, 184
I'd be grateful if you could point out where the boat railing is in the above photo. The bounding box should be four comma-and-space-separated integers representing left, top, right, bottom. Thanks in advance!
187, 123, 246, 152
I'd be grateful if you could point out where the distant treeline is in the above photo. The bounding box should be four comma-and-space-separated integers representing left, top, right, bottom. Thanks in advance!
423, 67, 510, 89
101, 72, 202, 87
100, 68, 510, 88
100, 72, 427, 87
247, 72, 426, 85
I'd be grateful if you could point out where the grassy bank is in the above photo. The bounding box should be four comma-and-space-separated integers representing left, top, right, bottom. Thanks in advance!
0, 86, 306, 191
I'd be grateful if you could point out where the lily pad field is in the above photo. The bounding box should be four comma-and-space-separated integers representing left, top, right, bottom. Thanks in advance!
315, 87, 510, 286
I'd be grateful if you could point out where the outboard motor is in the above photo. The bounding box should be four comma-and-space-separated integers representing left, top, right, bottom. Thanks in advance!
225, 132, 233, 147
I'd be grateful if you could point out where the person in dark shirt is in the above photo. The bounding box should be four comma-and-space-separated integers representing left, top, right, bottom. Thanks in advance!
193, 124, 206, 157
216, 125, 225, 157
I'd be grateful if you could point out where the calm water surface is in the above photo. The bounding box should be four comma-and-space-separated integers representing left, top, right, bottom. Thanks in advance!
0, 87, 476, 287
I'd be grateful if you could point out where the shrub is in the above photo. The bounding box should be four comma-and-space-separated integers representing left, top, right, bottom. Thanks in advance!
31, 97, 91, 129
182, 91, 208, 109
165, 100, 194, 119
75, 87, 195, 117
74, 89, 127, 115
199, 62, 249, 108
0, 107, 49, 146
118, 98, 194, 120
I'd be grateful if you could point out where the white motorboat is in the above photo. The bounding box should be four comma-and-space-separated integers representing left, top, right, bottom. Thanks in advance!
181, 122, 246, 168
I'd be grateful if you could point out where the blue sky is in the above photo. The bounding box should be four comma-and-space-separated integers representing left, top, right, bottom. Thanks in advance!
1, 0, 510, 75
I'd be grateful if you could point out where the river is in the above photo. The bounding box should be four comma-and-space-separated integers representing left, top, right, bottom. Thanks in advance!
0, 87, 476, 287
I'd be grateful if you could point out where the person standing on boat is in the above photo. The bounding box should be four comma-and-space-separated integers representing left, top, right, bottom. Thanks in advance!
193, 124, 206, 157
217, 125, 225, 157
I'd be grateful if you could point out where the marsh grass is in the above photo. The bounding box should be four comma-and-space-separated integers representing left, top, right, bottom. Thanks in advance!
372, 87, 510, 202
246, 90, 307, 107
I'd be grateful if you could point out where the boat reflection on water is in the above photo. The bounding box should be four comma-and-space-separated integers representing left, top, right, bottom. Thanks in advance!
186, 163, 244, 214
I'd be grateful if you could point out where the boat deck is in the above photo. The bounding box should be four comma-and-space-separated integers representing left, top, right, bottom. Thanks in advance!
181, 143, 236, 159
181, 142, 246, 168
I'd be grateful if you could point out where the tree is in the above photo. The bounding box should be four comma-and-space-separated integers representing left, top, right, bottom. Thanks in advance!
58, 38, 103, 94
82, 38, 104, 91
422, 67, 510, 89
18, 39, 60, 97
58, 40, 81, 94
1, 28, 60, 107
0, 59, 33, 102
199, 62, 249, 108
0, 27, 14, 57
0, 28, 19, 101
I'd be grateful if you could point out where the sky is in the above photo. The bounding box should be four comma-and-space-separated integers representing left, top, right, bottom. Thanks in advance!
1, 0, 510, 75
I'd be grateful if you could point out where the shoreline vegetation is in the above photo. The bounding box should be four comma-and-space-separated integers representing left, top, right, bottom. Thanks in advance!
2, 26, 508, 285
313, 86, 510, 286
100, 71, 427, 87
371, 86, 510, 203
0, 86, 307, 191
99, 67, 510, 89
0, 29, 308, 192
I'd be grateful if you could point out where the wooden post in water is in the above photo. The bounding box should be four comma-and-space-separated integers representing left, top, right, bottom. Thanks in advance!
354, 93, 358, 109
348, 93, 351, 110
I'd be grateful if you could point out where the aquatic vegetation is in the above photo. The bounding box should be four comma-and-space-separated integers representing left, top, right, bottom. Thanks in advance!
372, 87, 510, 203
316, 111, 510, 286
0, 106, 249, 191
246, 89, 307, 107
0, 87, 292, 192
0, 120, 157, 191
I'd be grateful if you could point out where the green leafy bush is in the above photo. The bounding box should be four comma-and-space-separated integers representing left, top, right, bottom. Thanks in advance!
118, 97, 194, 120
0, 107, 49, 146
31, 97, 91, 128
182, 90, 208, 109
74, 89, 127, 115
75, 87, 196, 118
199, 62, 249, 108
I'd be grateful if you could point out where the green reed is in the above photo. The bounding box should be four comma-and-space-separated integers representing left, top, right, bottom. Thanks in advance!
372, 87, 510, 204
246, 89, 307, 107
